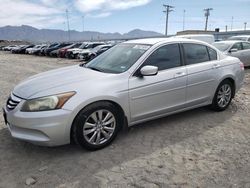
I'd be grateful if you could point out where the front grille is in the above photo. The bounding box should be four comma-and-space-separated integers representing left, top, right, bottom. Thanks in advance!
6, 93, 22, 111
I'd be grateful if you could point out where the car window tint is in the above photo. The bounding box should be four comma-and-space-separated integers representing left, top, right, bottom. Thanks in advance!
143, 44, 181, 71
231, 42, 242, 50
183, 43, 210, 65
242, 42, 250, 50
207, 47, 217, 60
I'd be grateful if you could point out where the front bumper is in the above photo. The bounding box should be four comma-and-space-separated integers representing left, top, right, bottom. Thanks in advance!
3, 104, 73, 146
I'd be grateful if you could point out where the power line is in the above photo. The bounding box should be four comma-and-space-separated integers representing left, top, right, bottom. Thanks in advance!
204, 8, 213, 31
163, 4, 174, 36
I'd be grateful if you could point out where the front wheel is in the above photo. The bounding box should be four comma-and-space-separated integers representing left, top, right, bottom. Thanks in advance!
72, 102, 121, 150
211, 80, 233, 111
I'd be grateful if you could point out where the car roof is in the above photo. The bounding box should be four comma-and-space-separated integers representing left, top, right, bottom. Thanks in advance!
214, 40, 245, 44
124, 37, 203, 45
229, 35, 250, 38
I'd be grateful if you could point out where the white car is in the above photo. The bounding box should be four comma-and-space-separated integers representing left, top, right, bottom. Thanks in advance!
228, 35, 250, 42
213, 40, 250, 66
3, 38, 245, 150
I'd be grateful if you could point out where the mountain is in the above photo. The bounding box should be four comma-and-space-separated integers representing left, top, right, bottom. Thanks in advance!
0, 25, 163, 42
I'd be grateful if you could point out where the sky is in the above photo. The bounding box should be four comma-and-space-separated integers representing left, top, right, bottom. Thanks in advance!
0, 0, 249, 34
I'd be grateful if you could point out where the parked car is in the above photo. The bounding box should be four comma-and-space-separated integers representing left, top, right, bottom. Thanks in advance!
3, 45, 18, 51
228, 35, 250, 42
44, 43, 72, 56
3, 38, 244, 150
58, 43, 82, 58
33, 45, 48, 55
213, 40, 250, 66
40, 43, 59, 56
78, 44, 113, 61
65, 43, 87, 59
0, 45, 6, 50
67, 42, 104, 59
11, 45, 34, 54
49, 49, 60, 57
26, 45, 46, 54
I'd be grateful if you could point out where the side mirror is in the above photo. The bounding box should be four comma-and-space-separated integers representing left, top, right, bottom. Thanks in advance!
229, 48, 238, 53
140, 66, 158, 76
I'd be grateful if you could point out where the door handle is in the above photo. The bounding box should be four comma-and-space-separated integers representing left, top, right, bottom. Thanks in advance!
213, 64, 220, 69
174, 72, 186, 78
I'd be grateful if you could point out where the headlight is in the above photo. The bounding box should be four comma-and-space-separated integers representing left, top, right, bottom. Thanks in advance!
21, 92, 76, 112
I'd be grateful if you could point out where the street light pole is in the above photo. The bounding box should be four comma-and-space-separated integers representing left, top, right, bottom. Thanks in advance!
183, 9, 186, 31
66, 9, 71, 41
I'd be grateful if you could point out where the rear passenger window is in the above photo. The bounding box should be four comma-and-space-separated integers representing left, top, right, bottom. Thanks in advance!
143, 44, 181, 71
242, 42, 250, 50
183, 44, 209, 65
207, 47, 217, 60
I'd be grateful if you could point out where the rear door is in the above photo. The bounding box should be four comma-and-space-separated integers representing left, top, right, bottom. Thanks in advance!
241, 42, 250, 66
182, 43, 219, 106
129, 43, 187, 122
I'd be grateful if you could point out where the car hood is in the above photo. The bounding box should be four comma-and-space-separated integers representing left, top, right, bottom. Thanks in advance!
79, 49, 91, 54
13, 65, 109, 99
67, 48, 81, 52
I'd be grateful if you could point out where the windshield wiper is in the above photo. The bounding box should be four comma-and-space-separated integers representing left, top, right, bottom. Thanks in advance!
87, 66, 104, 72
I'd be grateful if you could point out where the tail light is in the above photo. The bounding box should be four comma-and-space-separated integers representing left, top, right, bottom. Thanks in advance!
239, 62, 244, 71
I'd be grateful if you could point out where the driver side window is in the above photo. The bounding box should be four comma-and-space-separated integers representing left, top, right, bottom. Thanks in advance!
231, 42, 243, 51
143, 44, 182, 71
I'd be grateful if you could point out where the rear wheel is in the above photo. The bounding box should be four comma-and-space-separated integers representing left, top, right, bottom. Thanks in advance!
72, 102, 121, 150
211, 80, 233, 111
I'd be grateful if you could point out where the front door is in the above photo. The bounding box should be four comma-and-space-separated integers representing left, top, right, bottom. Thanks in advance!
129, 43, 187, 123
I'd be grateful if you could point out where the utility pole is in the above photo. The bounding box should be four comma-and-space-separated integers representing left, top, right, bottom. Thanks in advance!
225, 25, 228, 32
66, 9, 71, 41
183, 9, 186, 31
244, 22, 247, 31
231, 16, 234, 31
163, 4, 174, 36
204, 8, 213, 31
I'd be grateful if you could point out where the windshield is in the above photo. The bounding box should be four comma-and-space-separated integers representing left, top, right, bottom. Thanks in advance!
79, 43, 87, 49
85, 43, 151, 74
213, 43, 231, 52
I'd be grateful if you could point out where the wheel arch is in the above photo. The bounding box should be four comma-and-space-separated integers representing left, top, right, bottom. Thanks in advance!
70, 99, 128, 143
218, 76, 236, 97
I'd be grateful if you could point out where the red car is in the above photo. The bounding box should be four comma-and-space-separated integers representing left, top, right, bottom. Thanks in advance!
58, 43, 82, 58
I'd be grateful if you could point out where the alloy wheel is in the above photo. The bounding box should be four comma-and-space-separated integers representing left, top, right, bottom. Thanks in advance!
83, 110, 116, 145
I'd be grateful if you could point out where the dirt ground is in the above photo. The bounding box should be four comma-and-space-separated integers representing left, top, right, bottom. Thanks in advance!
0, 51, 250, 188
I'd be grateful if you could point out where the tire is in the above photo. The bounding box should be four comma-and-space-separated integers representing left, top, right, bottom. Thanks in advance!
210, 80, 234, 111
72, 102, 122, 150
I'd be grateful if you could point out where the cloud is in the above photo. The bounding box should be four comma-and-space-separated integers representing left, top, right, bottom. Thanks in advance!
0, 0, 152, 29
75, 0, 151, 13
87, 12, 112, 18
0, 0, 66, 28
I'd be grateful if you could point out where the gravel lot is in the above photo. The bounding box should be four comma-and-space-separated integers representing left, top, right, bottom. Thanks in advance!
0, 51, 250, 188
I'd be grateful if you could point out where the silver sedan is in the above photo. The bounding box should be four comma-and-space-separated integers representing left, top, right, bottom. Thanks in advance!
3, 38, 245, 150
213, 40, 250, 67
